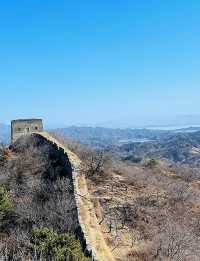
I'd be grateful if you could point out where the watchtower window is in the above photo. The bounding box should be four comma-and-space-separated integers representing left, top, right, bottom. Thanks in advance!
26, 127, 30, 132
35, 126, 38, 130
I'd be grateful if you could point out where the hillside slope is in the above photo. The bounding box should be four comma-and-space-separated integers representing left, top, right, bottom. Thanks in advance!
0, 135, 89, 261
86, 159, 200, 260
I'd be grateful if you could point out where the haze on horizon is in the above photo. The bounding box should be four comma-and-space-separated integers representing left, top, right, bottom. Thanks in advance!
0, 1, 200, 128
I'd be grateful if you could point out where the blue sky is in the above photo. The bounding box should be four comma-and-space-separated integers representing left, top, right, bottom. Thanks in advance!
1, 0, 200, 127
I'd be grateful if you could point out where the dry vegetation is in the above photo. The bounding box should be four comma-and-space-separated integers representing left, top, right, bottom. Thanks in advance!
60, 135, 200, 261
0, 136, 89, 261
84, 158, 200, 261
2, 132, 200, 261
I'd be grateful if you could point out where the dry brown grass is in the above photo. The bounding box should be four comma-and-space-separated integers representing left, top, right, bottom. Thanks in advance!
87, 159, 200, 260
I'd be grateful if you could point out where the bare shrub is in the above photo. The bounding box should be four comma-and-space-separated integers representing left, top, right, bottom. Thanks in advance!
31, 178, 77, 232
0, 144, 10, 168
153, 222, 195, 261
80, 149, 111, 179
47, 133, 112, 181
167, 183, 194, 214
127, 246, 155, 261
174, 165, 200, 183
0, 228, 32, 261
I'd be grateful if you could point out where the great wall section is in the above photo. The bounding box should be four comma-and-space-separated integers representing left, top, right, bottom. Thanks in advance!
34, 132, 115, 261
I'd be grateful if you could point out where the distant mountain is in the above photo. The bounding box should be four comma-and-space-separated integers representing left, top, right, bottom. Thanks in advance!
174, 126, 200, 133
52, 126, 171, 149
120, 131, 200, 167
0, 124, 10, 144
2, 124, 200, 165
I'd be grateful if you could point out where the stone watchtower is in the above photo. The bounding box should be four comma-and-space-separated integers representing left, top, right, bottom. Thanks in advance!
11, 119, 43, 143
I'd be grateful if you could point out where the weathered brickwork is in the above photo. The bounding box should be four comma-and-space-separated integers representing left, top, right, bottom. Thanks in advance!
11, 119, 43, 143
36, 132, 100, 260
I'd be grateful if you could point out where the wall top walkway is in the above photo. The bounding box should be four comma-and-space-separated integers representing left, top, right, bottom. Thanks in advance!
38, 132, 81, 169
35, 132, 115, 261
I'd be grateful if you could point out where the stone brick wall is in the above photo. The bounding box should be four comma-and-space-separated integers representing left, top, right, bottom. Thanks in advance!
72, 171, 98, 261
36, 132, 99, 261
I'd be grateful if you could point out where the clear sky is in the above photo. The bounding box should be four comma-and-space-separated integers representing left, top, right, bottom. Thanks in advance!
1, 0, 200, 127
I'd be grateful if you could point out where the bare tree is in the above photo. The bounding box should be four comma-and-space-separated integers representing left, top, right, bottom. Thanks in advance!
80, 149, 111, 180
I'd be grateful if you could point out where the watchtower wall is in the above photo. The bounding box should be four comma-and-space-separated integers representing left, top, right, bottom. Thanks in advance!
11, 119, 43, 143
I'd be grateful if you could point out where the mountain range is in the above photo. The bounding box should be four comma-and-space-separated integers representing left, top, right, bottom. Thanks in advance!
2, 124, 200, 167
119, 131, 200, 167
